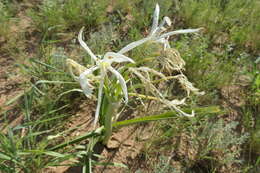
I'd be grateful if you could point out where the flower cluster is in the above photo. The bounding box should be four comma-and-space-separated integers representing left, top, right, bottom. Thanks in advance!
67, 4, 203, 127
118, 3, 202, 54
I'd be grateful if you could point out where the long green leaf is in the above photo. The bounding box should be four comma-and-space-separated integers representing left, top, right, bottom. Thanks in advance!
14, 114, 69, 129
30, 59, 60, 71
56, 89, 83, 101
20, 150, 66, 158
23, 130, 53, 139
5, 92, 25, 106
35, 80, 76, 85
113, 106, 221, 128
50, 126, 104, 151
44, 151, 67, 158
0, 152, 12, 161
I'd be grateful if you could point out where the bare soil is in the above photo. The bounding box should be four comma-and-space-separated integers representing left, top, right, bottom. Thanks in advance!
0, 55, 25, 131
0, 6, 33, 132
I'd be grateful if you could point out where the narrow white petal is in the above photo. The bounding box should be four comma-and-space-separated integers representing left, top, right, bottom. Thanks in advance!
155, 37, 171, 49
158, 16, 172, 29
156, 37, 166, 44
172, 105, 195, 117
108, 67, 128, 103
155, 16, 172, 36
93, 72, 105, 127
118, 37, 151, 54
167, 98, 186, 106
79, 66, 99, 97
163, 38, 171, 49
159, 28, 202, 39
80, 66, 99, 78
151, 3, 160, 34
164, 16, 172, 26
79, 77, 94, 98
104, 52, 135, 64
78, 27, 98, 61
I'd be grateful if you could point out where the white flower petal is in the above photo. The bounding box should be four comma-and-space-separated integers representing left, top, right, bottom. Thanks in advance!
164, 16, 172, 26
151, 3, 160, 35
79, 66, 99, 98
108, 67, 128, 103
79, 77, 94, 98
118, 37, 151, 54
155, 17, 172, 35
78, 27, 98, 61
155, 37, 171, 49
159, 28, 202, 39
93, 71, 106, 127
167, 98, 186, 106
164, 39, 171, 49
104, 52, 135, 64
158, 16, 172, 30
172, 105, 195, 117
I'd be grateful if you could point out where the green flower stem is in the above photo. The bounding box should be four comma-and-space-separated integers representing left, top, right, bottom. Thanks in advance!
103, 102, 120, 145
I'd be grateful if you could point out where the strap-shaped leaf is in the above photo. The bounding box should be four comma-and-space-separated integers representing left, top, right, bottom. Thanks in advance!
113, 106, 221, 128
50, 126, 104, 151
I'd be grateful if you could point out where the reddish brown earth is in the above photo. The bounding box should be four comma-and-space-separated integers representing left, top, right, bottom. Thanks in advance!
0, 8, 32, 132
0, 54, 26, 132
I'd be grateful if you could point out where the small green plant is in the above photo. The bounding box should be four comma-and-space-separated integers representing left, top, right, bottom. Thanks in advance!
64, 4, 216, 172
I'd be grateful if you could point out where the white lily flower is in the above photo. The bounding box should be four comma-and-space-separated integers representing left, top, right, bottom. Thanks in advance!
148, 4, 202, 49
79, 66, 99, 98
118, 4, 202, 54
78, 27, 135, 127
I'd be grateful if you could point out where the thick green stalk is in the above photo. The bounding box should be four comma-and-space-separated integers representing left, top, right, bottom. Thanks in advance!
102, 102, 119, 145
82, 155, 92, 173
